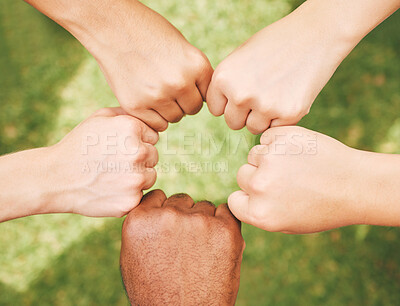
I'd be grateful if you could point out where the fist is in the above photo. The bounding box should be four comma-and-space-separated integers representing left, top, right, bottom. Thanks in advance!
48, 108, 159, 217
229, 126, 362, 234
95, 1, 213, 131
120, 190, 244, 305
207, 14, 343, 134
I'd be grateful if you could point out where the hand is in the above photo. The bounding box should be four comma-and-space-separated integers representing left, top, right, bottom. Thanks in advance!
228, 126, 364, 234
207, 4, 351, 134
46, 108, 159, 217
120, 190, 244, 305
84, 1, 213, 131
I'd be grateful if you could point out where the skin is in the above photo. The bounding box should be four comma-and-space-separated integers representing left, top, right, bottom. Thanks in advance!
228, 126, 400, 234
120, 190, 245, 305
24, 0, 213, 131
207, 0, 400, 134
0, 108, 159, 222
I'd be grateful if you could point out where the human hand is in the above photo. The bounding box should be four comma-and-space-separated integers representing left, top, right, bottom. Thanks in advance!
46, 108, 159, 217
228, 126, 364, 234
207, 4, 352, 134
120, 190, 244, 305
81, 1, 213, 131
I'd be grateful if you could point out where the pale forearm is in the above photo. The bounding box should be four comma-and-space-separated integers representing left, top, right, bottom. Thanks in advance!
0, 147, 56, 222
291, 0, 400, 59
355, 151, 400, 227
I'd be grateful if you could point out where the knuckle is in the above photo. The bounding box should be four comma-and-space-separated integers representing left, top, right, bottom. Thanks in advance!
92, 107, 113, 117
159, 207, 180, 227
117, 116, 141, 131
216, 220, 241, 245
230, 92, 253, 107
248, 173, 270, 194
137, 143, 150, 159
258, 101, 274, 114
146, 86, 166, 103
189, 213, 213, 232
135, 171, 148, 186
212, 69, 228, 87
167, 77, 189, 94
284, 105, 307, 121
193, 52, 211, 73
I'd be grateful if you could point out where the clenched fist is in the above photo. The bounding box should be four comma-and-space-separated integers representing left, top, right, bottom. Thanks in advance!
228, 126, 364, 234
120, 190, 244, 305
87, 1, 213, 131
207, 2, 352, 135
47, 108, 159, 218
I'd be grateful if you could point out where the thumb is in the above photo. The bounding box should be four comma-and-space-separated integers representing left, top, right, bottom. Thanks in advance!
228, 190, 254, 225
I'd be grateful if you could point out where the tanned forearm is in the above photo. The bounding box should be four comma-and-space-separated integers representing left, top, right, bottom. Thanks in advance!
23, 0, 140, 55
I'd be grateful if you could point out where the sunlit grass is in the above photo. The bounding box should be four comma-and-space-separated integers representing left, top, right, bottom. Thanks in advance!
0, 0, 399, 305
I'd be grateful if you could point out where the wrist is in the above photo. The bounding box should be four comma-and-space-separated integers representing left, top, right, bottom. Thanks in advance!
289, 0, 359, 62
0, 147, 58, 222
353, 150, 400, 227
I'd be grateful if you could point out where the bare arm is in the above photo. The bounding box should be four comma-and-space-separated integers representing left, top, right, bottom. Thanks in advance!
207, 0, 400, 134
24, 0, 213, 132
228, 126, 400, 234
0, 108, 158, 223
0, 148, 53, 222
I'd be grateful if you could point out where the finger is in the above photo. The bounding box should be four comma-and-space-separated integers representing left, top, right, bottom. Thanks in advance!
237, 164, 257, 194
141, 168, 157, 190
206, 79, 228, 116
139, 189, 167, 208
163, 193, 195, 209
140, 142, 159, 168
191, 200, 216, 215
260, 128, 280, 145
270, 111, 303, 127
228, 190, 253, 224
246, 111, 271, 135
176, 86, 204, 115
135, 119, 159, 145
90, 107, 128, 118
224, 102, 250, 130
131, 109, 168, 132
196, 61, 214, 101
248, 145, 268, 167
154, 101, 185, 123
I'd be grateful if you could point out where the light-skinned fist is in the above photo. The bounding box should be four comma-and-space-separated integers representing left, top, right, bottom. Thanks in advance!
228, 126, 365, 234
207, 4, 350, 134
46, 107, 159, 218
90, 1, 213, 131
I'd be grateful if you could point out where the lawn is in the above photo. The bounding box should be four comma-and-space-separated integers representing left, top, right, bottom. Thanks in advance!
0, 0, 399, 305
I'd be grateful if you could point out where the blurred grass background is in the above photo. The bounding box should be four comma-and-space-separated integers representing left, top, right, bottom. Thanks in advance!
0, 0, 399, 305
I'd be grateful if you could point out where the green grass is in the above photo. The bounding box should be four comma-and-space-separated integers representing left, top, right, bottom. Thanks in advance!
0, 0, 400, 305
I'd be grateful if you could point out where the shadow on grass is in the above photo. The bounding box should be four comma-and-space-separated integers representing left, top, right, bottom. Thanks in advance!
18, 219, 128, 306
0, 0, 86, 154
1, 219, 398, 305
239, 225, 400, 305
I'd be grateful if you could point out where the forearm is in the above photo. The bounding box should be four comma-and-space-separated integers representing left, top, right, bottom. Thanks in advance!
289, 0, 400, 59
0, 147, 57, 222
355, 151, 400, 227
23, 0, 177, 56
